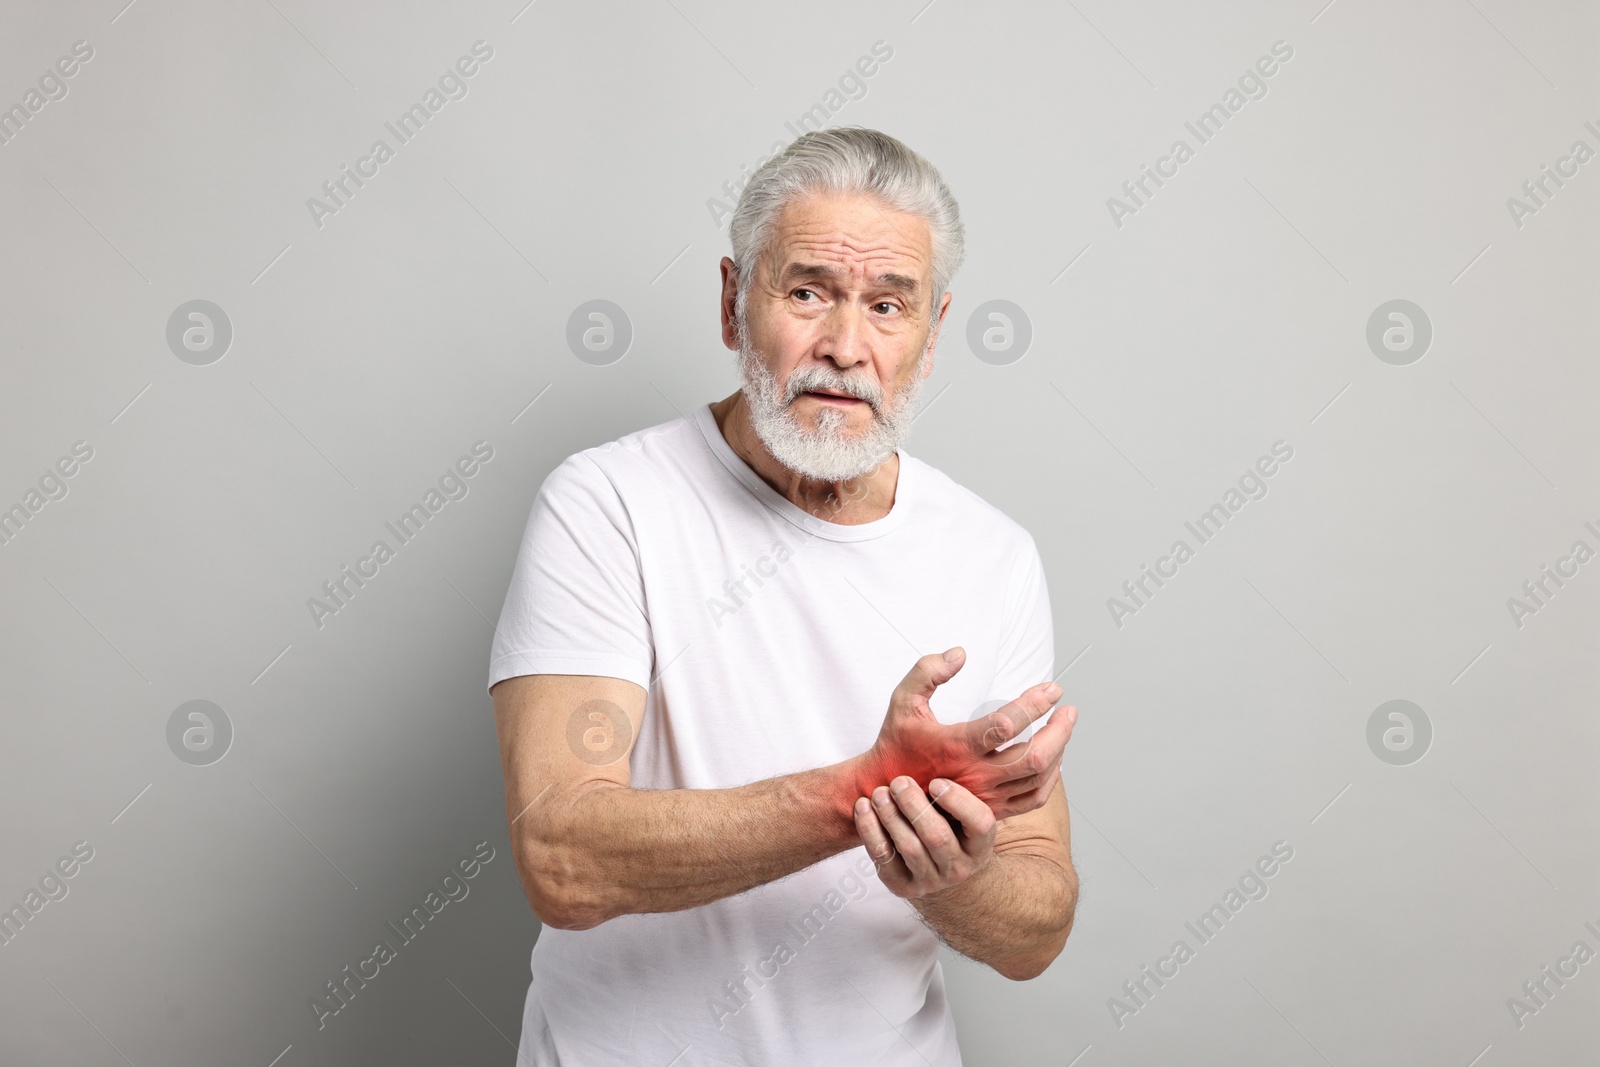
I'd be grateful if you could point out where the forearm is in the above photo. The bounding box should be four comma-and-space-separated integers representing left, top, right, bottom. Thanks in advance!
519, 755, 871, 928
912, 848, 1077, 980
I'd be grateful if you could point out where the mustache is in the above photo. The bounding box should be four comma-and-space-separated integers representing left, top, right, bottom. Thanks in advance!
785, 370, 882, 406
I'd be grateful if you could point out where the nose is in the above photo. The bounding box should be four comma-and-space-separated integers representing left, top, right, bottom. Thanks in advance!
817, 300, 872, 371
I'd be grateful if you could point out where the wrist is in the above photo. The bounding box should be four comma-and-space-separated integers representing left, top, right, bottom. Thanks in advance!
823, 752, 879, 846
912, 849, 996, 909
846, 747, 888, 808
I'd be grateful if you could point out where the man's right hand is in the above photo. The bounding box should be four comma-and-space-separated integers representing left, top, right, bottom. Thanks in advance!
854, 647, 1077, 822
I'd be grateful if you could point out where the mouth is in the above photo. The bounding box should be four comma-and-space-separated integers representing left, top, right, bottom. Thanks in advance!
801, 389, 866, 405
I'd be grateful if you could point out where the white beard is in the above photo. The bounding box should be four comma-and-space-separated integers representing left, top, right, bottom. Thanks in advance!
734, 318, 929, 483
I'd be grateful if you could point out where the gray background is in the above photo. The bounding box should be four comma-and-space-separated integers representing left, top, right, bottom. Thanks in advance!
1, 0, 1595, 1064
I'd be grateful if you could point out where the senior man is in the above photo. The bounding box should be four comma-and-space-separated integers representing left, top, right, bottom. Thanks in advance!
489, 126, 1079, 1066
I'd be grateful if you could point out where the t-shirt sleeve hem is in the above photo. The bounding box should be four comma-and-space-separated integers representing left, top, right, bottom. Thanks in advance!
487, 650, 652, 695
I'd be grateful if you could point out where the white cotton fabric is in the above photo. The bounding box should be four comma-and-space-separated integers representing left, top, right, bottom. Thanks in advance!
489, 402, 1055, 1066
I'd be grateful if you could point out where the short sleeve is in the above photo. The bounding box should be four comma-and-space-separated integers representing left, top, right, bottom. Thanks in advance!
988, 536, 1055, 741
487, 453, 654, 694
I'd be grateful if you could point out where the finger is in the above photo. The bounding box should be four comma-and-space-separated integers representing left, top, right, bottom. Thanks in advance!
1039, 720, 1071, 782
986, 704, 1076, 779
927, 779, 996, 857
994, 769, 1063, 818
985, 755, 1062, 806
854, 796, 902, 872
1040, 702, 1079, 748
979, 741, 1062, 808
983, 736, 1047, 787
968, 687, 1065, 756
889, 777, 964, 872
1026, 740, 1070, 806
1013, 702, 1077, 776
872, 782, 936, 877
995, 751, 1067, 815
991, 768, 1051, 799
893, 649, 967, 714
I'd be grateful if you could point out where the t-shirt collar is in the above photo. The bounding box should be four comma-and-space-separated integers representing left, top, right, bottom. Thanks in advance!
691, 402, 913, 542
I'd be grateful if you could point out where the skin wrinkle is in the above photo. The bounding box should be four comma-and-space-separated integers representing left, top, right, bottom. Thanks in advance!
493, 182, 1077, 986
716, 190, 947, 509
719, 190, 1079, 976
795, 186, 930, 297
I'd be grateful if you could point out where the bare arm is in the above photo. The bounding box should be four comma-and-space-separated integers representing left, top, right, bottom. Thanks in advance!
854, 695, 1080, 980
492, 672, 869, 930
492, 651, 1065, 931
909, 789, 1077, 980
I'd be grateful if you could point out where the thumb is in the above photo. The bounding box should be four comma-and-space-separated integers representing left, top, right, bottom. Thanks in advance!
891, 648, 966, 715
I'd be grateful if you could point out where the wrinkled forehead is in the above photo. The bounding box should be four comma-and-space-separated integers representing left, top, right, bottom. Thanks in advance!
760, 192, 934, 295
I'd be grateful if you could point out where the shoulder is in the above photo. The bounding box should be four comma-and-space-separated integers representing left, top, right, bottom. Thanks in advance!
540, 413, 701, 502
904, 454, 1040, 560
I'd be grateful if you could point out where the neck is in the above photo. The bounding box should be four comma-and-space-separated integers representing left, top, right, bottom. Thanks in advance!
710, 391, 900, 525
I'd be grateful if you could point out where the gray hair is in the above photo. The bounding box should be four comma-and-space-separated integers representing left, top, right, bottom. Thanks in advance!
728, 127, 965, 331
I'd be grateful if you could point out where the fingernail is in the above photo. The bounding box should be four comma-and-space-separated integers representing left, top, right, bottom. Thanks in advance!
1046, 684, 1062, 700
1068, 706, 1078, 723
943, 648, 961, 663
890, 778, 908, 794
855, 797, 870, 814
930, 779, 948, 799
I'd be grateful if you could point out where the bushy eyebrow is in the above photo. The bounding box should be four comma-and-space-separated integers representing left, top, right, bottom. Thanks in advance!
779, 262, 921, 296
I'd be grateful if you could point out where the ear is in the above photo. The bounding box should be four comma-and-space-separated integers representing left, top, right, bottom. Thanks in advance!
719, 257, 740, 351
922, 291, 953, 373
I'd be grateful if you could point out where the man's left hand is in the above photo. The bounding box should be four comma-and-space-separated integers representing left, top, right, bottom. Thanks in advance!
854, 775, 996, 899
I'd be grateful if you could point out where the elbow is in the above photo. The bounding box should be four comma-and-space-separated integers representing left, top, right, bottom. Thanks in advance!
525, 877, 582, 930
997, 886, 1077, 981
525, 867, 614, 931
997, 959, 1049, 982
996, 930, 1071, 981
511, 784, 628, 931
533, 897, 608, 932
514, 839, 616, 931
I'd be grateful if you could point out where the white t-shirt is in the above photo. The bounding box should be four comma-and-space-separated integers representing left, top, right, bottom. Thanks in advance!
488, 402, 1055, 1066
